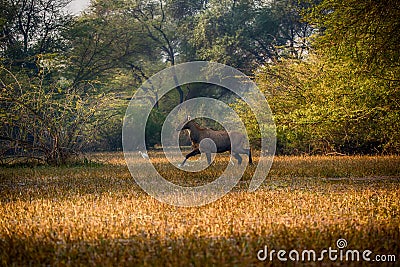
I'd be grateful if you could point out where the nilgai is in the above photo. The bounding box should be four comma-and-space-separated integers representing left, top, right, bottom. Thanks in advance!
176, 116, 252, 166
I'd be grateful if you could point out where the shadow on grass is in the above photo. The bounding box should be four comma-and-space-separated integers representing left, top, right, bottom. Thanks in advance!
0, 164, 142, 203
1, 225, 398, 266
0, 157, 106, 168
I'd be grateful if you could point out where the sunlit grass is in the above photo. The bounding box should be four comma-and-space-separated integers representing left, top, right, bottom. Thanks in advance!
0, 152, 399, 266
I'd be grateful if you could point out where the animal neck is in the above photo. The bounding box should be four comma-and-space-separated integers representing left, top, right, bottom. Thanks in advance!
187, 121, 203, 143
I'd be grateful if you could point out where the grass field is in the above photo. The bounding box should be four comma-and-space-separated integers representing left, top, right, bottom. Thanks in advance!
0, 152, 399, 266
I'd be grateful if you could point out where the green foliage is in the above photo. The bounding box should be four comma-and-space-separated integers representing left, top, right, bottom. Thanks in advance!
234, 0, 400, 155
255, 53, 400, 154
0, 0, 71, 69
308, 0, 400, 78
1, 0, 398, 157
145, 108, 166, 147
185, 0, 313, 72
230, 99, 261, 147
0, 62, 117, 165
64, 0, 164, 85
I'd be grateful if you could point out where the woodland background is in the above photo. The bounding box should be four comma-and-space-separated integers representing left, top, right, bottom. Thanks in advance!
1, 0, 399, 164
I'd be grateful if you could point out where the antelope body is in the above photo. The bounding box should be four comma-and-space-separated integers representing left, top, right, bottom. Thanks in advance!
177, 117, 252, 166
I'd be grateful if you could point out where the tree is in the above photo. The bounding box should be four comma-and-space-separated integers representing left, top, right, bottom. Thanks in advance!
0, 0, 72, 70
248, 0, 400, 154
66, 0, 189, 105
124, 0, 188, 103
185, 0, 314, 73
0, 1, 123, 163
0, 62, 116, 164
307, 0, 400, 153
309, 0, 400, 80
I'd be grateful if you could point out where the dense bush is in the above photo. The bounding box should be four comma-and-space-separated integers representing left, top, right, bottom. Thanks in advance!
232, 0, 400, 155
0, 64, 116, 164
258, 56, 399, 154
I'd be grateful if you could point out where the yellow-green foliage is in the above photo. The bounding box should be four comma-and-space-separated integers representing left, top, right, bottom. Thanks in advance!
1, 152, 399, 266
235, 0, 400, 155
251, 53, 400, 154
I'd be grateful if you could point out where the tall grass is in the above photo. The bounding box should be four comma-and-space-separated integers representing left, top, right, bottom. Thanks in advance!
0, 153, 399, 266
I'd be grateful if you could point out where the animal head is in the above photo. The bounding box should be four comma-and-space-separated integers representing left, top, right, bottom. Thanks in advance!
176, 115, 191, 131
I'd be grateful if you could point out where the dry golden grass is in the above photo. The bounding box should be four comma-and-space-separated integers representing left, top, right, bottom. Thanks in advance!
0, 152, 399, 266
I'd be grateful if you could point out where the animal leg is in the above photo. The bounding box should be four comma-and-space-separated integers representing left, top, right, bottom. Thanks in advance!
247, 148, 253, 165
206, 153, 212, 165
233, 153, 242, 165
180, 149, 200, 166
235, 148, 253, 165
